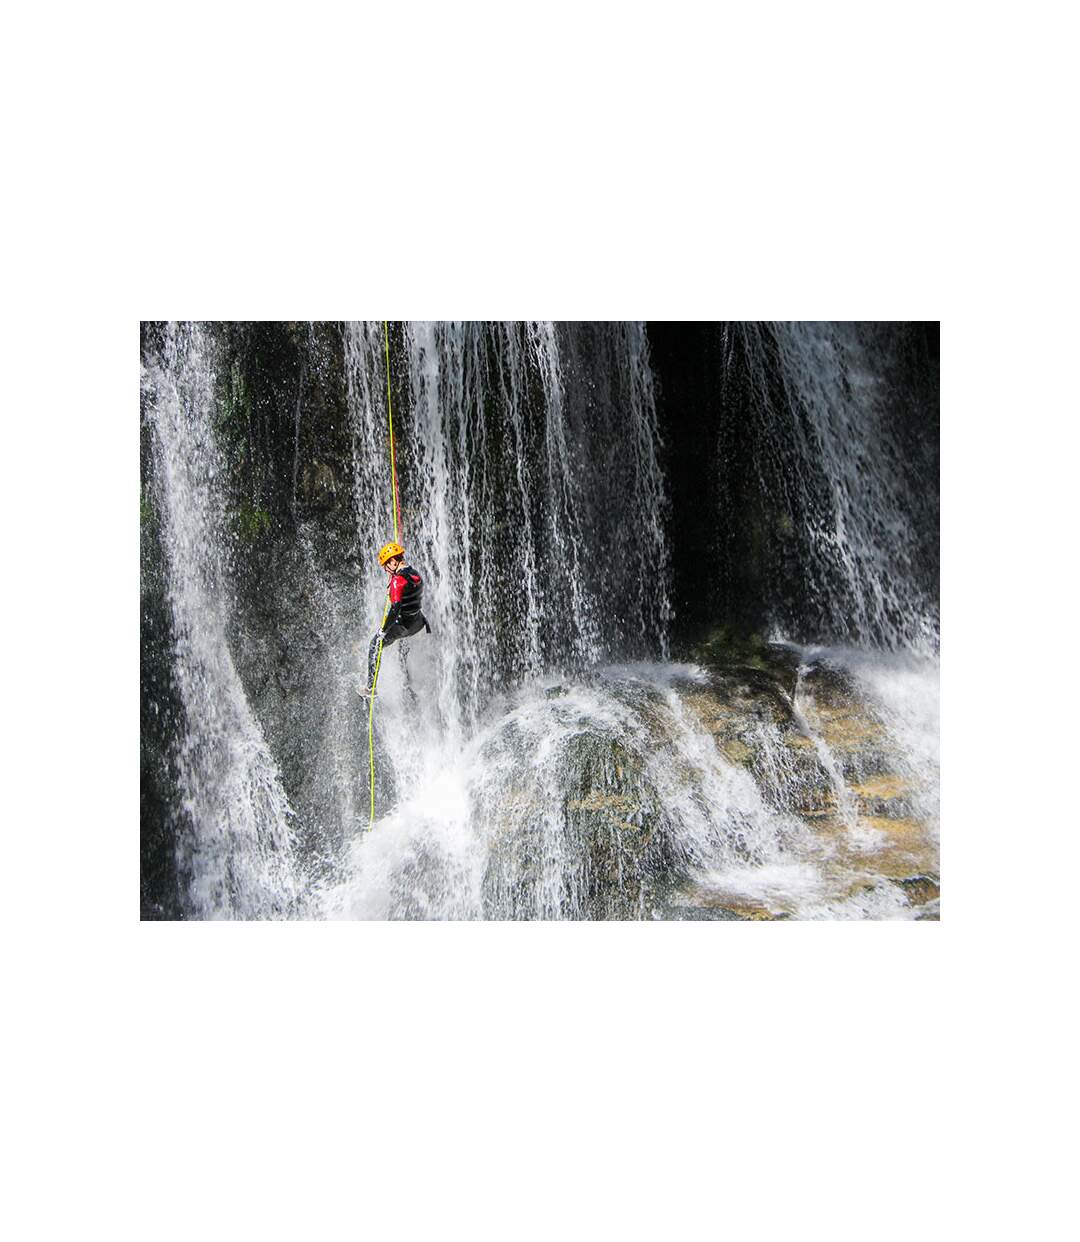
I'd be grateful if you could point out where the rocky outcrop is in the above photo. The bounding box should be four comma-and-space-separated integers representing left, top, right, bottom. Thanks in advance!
480, 718, 669, 919
670, 634, 938, 918
480, 634, 940, 921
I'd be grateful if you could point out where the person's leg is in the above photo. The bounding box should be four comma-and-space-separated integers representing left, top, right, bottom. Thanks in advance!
368, 622, 406, 687
394, 617, 427, 674
395, 616, 427, 704
382, 622, 408, 649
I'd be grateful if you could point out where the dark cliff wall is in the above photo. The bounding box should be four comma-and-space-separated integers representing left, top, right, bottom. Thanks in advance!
646, 320, 939, 648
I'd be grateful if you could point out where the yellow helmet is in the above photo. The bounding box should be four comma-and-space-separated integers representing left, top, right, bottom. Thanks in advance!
378, 541, 405, 566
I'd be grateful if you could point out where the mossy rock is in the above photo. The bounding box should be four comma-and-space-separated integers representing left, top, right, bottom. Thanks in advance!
795, 661, 859, 707
692, 628, 801, 698
233, 501, 273, 543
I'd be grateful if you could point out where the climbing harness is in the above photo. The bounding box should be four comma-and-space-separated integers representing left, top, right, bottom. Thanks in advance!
368, 321, 401, 829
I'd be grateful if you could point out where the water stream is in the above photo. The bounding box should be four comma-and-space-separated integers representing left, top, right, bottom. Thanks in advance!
142, 324, 302, 918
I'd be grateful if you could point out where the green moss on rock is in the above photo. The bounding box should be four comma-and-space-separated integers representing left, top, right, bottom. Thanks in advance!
234, 501, 273, 543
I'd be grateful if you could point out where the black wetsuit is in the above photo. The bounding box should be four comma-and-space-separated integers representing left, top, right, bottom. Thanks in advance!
368, 564, 430, 684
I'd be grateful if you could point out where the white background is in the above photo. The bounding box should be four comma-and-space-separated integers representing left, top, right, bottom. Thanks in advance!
3, 2, 1076, 1239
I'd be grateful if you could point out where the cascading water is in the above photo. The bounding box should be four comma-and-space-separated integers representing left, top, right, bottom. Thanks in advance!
142, 324, 302, 918
343, 322, 670, 730
140, 320, 939, 921
728, 321, 939, 655
325, 322, 675, 914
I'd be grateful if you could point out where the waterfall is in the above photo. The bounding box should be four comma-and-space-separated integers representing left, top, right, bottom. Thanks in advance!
142, 324, 302, 919
342, 321, 671, 733
328, 322, 677, 914
141, 320, 938, 921
731, 322, 939, 654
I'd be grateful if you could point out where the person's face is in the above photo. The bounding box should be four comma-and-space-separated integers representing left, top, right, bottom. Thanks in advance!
384, 556, 401, 574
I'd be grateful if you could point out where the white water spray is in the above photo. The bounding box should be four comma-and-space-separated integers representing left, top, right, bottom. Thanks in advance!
143, 324, 301, 918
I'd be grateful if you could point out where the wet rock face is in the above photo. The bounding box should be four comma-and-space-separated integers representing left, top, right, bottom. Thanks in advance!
225, 525, 369, 868
299, 461, 341, 513
795, 664, 892, 781
900, 875, 940, 906
648, 322, 939, 650
671, 636, 939, 919
470, 639, 938, 920
670, 634, 938, 918
479, 719, 669, 920
672, 638, 834, 837
676, 674, 831, 820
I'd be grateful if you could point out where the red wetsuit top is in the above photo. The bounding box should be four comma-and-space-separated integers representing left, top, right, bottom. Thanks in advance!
386, 565, 424, 628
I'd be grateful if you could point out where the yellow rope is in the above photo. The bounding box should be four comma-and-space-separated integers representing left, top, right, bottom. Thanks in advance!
384, 320, 400, 543
369, 321, 398, 829
368, 601, 390, 827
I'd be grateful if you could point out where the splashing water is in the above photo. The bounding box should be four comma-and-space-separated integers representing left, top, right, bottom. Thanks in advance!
320, 648, 938, 920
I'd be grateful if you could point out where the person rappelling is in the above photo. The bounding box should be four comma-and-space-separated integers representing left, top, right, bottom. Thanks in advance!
360, 541, 431, 698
